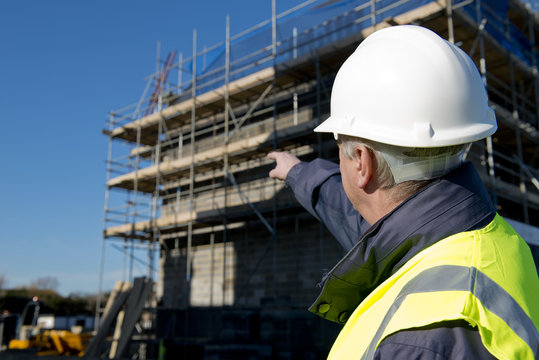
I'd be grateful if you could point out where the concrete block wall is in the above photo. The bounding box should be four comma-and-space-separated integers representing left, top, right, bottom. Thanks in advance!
159, 213, 346, 310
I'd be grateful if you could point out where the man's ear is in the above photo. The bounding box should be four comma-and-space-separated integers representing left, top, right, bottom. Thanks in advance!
354, 145, 374, 189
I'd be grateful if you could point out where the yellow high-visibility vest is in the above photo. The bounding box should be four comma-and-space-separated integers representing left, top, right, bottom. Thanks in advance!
328, 214, 539, 360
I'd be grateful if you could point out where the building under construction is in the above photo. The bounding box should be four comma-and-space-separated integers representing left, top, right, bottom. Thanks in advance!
99, 0, 539, 358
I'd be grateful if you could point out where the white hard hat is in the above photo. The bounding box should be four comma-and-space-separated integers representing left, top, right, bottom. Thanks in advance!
315, 25, 497, 147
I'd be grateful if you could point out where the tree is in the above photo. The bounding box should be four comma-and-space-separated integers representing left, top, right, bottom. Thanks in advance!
0, 274, 6, 292
30, 276, 59, 291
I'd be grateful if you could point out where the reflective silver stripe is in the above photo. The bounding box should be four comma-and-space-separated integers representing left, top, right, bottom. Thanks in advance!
361, 265, 539, 359
474, 267, 539, 357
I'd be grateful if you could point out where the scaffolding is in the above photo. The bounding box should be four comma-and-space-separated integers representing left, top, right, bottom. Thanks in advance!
99, 0, 539, 357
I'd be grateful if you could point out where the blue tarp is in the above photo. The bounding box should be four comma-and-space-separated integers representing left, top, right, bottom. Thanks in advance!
180, 0, 537, 97
462, 0, 535, 67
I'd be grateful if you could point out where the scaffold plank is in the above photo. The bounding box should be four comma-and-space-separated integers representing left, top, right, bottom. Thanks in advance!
110, 67, 275, 140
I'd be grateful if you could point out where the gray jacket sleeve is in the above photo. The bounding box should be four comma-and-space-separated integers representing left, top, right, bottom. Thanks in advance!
374, 320, 496, 360
285, 158, 370, 251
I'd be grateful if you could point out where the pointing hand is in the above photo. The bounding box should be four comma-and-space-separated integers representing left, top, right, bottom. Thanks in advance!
267, 152, 301, 181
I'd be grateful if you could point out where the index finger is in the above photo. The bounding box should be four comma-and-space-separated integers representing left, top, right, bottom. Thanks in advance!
267, 151, 279, 160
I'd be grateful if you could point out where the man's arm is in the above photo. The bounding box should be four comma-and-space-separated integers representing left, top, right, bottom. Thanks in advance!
268, 152, 369, 251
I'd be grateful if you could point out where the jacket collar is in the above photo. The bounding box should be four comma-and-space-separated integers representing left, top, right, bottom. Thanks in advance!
309, 162, 496, 323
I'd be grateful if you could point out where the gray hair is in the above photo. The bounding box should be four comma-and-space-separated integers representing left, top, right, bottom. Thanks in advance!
339, 135, 396, 188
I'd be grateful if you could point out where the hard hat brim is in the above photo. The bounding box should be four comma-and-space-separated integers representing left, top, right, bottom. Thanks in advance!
314, 107, 497, 148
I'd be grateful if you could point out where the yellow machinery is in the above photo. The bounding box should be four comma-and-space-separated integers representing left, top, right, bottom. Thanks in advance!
6, 298, 93, 356
9, 329, 92, 356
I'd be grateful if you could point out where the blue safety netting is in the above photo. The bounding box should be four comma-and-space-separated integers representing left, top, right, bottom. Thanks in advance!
182, 0, 437, 97
177, 0, 537, 101
461, 0, 536, 68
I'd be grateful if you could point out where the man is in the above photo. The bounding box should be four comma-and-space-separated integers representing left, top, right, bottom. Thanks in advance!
268, 25, 539, 359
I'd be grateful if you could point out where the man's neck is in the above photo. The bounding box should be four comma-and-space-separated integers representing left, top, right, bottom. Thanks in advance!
356, 188, 403, 225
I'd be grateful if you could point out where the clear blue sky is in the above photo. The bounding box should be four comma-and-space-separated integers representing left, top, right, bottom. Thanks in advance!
0, 0, 304, 296
2, 0, 538, 297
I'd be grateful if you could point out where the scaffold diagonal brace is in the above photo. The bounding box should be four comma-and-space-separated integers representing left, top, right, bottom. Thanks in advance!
228, 103, 241, 132
231, 84, 274, 134
225, 171, 275, 235
513, 155, 539, 191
